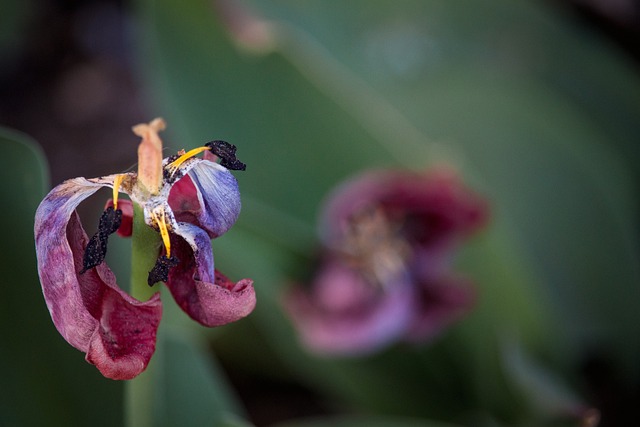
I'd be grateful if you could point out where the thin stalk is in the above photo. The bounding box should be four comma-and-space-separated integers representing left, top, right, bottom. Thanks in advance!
125, 203, 162, 427
130, 203, 162, 300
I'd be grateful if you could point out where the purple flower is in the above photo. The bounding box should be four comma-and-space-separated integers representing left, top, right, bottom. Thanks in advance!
284, 168, 487, 355
34, 119, 255, 380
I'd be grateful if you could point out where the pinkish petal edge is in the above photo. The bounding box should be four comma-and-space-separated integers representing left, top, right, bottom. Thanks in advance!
283, 260, 415, 356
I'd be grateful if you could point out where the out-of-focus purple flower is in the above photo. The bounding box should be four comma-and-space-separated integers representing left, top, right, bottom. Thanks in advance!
34, 119, 255, 379
284, 168, 487, 356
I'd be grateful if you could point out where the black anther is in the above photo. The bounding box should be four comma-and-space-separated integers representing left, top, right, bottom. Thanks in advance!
80, 207, 122, 273
147, 255, 180, 286
205, 140, 246, 171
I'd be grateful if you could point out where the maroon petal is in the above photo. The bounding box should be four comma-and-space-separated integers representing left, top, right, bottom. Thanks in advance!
167, 174, 201, 228
35, 177, 162, 380
166, 222, 255, 326
283, 259, 415, 355
321, 168, 488, 254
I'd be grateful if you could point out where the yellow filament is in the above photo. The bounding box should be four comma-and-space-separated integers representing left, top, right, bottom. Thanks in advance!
112, 174, 125, 210
153, 209, 172, 258
167, 146, 211, 172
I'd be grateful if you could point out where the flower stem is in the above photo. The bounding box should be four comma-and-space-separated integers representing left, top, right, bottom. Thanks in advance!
130, 203, 162, 300
125, 203, 162, 427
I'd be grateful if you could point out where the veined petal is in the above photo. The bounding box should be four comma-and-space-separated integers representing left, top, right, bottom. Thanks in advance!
169, 159, 241, 238
34, 177, 161, 380
166, 222, 255, 326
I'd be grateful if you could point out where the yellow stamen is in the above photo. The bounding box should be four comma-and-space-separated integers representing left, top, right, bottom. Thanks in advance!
152, 208, 172, 258
167, 146, 211, 173
112, 174, 125, 210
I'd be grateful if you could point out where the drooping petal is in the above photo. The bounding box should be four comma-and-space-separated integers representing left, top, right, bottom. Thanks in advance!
34, 177, 162, 380
165, 222, 255, 326
283, 259, 415, 355
168, 159, 241, 238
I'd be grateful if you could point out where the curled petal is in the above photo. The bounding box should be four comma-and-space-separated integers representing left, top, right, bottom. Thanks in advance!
283, 260, 415, 356
169, 159, 241, 238
35, 177, 161, 380
166, 222, 255, 326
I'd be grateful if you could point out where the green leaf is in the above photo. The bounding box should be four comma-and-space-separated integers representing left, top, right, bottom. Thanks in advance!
134, 0, 400, 223
242, 0, 640, 372
0, 127, 123, 426
134, 0, 640, 423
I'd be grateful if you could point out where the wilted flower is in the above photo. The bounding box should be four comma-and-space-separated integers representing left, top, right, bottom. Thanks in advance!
284, 168, 487, 355
34, 119, 255, 380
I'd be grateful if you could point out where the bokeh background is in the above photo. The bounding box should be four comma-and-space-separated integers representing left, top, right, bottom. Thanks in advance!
1, 0, 640, 426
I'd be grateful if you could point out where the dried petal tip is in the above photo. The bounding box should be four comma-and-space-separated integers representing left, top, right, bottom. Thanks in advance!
148, 255, 180, 286
80, 206, 122, 273
205, 140, 246, 171
132, 117, 166, 136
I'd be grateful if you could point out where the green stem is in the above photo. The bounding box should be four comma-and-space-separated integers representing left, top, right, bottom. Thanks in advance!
125, 203, 162, 427
130, 203, 162, 300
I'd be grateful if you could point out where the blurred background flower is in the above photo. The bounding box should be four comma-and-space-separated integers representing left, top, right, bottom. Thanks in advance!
284, 168, 487, 356
1, 0, 639, 426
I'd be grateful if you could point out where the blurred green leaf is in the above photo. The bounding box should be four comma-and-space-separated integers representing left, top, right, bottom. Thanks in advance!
135, 0, 398, 222
0, 127, 123, 426
243, 0, 640, 373
134, 0, 640, 423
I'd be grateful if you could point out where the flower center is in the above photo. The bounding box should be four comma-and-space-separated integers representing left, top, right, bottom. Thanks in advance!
166, 146, 212, 176
340, 207, 411, 290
